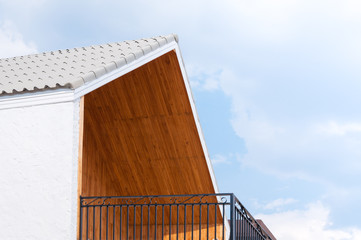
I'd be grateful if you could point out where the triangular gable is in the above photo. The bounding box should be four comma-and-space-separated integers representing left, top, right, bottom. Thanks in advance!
0, 34, 219, 196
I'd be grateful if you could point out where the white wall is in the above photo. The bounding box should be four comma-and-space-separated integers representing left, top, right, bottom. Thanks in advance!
0, 100, 80, 240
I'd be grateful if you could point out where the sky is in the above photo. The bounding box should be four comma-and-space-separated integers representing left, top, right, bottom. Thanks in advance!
1, 0, 361, 239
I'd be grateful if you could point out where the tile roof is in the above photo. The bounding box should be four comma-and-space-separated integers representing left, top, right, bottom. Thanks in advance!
0, 34, 178, 95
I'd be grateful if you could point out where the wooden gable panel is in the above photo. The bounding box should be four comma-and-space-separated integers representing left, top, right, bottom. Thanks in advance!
81, 51, 215, 197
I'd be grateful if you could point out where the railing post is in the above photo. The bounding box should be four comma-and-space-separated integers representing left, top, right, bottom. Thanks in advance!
230, 194, 235, 240
79, 197, 83, 240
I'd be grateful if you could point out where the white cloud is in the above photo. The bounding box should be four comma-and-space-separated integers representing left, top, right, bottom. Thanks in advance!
263, 198, 297, 210
0, 20, 37, 58
211, 154, 231, 165
228, 0, 302, 44
315, 122, 361, 136
187, 64, 221, 92
257, 202, 361, 240
253, 198, 298, 212
215, 65, 361, 178
0, 0, 48, 9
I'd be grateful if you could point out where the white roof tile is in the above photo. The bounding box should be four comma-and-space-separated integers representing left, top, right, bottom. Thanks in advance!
0, 34, 178, 95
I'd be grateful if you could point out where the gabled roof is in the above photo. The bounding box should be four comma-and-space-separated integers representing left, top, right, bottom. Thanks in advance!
0, 33, 220, 197
0, 34, 178, 95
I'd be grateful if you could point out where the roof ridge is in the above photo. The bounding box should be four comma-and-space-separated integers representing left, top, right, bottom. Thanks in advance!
0, 34, 178, 62
0, 34, 178, 95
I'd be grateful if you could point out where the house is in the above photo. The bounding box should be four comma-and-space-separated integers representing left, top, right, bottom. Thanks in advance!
0, 34, 275, 240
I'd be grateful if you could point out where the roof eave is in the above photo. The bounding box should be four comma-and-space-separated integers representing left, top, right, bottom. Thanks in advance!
0, 41, 178, 110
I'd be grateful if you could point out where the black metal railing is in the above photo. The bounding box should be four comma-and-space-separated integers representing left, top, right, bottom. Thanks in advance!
80, 193, 274, 240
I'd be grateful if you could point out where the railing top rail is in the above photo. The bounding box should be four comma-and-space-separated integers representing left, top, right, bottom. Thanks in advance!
80, 192, 234, 199
80, 193, 232, 209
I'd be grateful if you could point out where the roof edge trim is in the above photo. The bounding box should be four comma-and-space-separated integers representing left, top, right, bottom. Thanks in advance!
0, 88, 74, 110
172, 45, 220, 194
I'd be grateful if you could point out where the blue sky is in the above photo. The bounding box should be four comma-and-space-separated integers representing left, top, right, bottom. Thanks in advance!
1, 0, 361, 239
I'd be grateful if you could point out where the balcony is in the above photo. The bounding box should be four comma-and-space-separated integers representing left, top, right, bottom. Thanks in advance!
80, 193, 274, 240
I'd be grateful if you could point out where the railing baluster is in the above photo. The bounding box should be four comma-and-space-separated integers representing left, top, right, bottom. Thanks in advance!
255, 223, 257, 240
241, 212, 243, 240
242, 212, 244, 239
237, 211, 240, 240
126, 205, 129, 240
240, 212, 243, 240
176, 204, 179, 240
248, 216, 250, 240
199, 203, 201, 240
140, 205, 143, 240
184, 204, 187, 240
248, 214, 250, 239
222, 203, 225, 240
206, 203, 209, 240
252, 220, 254, 240
93, 207, 95, 240
106, 206, 109, 240
100, 206, 102, 240
113, 206, 115, 240
235, 209, 238, 240
162, 205, 164, 240
169, 205, 172, 240
243, 215, 248, 239
119, 206, 122, 240
214, 203, 217, 240
148, 204, 150, 240
155, 203, 158, 240
252, 222, 254, 240
245, 216, 248, 240
244, 212, 246, 240
87, 207, 89, 240
239, 211, 241, 240
133, 205, 136, 240
191, 204, 194, 240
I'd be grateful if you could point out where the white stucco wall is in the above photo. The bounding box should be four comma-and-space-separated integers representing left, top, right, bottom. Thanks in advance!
0, 100, 80, 240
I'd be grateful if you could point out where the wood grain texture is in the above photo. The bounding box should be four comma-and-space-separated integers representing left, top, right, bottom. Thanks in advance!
81, 51, 216, 198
